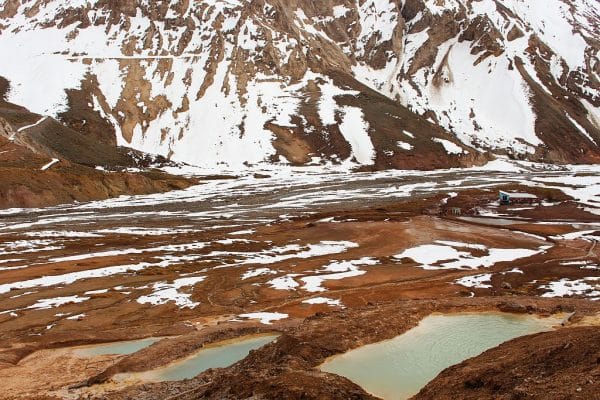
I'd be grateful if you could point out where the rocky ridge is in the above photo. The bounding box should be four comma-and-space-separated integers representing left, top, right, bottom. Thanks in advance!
0, 81, 195, 209
0, 0, 598, 169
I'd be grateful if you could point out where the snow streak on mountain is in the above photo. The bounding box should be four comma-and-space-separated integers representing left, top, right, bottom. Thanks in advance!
0, 0, 598, 169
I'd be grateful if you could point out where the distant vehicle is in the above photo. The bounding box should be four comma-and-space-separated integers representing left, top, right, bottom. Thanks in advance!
499, 191, 538, 205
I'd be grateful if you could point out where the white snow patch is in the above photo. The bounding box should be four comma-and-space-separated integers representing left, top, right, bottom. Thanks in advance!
504, 268, 524, 274
97, 227, 194, 236
27, 295, 90, 310
24, 231, 102, 238
302, 297, 343, 307
479, 159, 525, 172
566, 114, 597, 145
397, 141, 414, 151
540, 277, 599, 300
66, 313, 86, 320
338, 106, 375, 165
241, 268, 278, 280
229, 229, 255, 236
238, 312, 288, 324
0, 257, 193, 295
84, 289, 109, 295
218, 241, 359, 267
432, 138, 466, 155
300, 257, 378, 292
267, 274, 300, 290
17, 116, 48, 133
49, 241, 206, 263
137, 276, 206, 308
332, 5, 350, 18
455, 273, 492, 289
40, 158, 60, 171
395, 242, 541, 270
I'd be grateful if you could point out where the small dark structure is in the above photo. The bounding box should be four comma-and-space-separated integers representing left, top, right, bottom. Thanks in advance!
499, 190, 538, 205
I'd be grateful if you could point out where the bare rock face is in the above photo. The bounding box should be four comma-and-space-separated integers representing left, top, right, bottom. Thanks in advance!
0, 0, 598, 169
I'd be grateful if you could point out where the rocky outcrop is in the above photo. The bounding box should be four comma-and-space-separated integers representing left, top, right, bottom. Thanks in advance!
0, 99, 195, 209
0, 161, 193, 209
414, 326, 600, 400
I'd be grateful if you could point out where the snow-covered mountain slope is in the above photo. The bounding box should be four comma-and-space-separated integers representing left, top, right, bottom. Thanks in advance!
0, 0, 598, 169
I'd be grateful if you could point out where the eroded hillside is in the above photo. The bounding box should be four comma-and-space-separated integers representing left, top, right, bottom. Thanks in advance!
0, 0, 598, 168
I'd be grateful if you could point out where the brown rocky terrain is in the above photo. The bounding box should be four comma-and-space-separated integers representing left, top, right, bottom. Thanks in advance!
0, 178, 598, 399
0, 2, 599, 397
414, 325, 600, 400
56, 299, 600, 400
0, 149, 193, 209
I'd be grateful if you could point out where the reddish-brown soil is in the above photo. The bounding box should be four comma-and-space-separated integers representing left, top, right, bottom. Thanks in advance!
0, 131, 195, 209
0, 163, 194, 209
0, 185, 598, 399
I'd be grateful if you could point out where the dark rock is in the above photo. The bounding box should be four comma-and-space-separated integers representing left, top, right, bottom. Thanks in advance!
498, 301, 527, 313
501, 282, 513, 290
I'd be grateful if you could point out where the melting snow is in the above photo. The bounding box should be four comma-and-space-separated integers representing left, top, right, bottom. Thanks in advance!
397, 141, 414, 151
0, 239, 63, 256
504, 268, 524, 274
49, 242, 207, 262
219, 241, 359, 267
26, 295, 90, 310
395, 241, 541, 270
540, 277, 600, 300
267, 274, 300, 290
97, 227, 194, 236
455, 274, 493, 289
40, 158, 60, 171
432, 138, 465, 155
137, 276, 206, 308
17, 116, 48, 133
338, 106, 375, 165
229, 229, 255, 236
302, 297, 343, 307
0, 258, 188, 294
332, 5, 350, 18
66, 313, 86, 320
84, 289, 109, 295
241, 268, 278, 280
238, 312, 288, 324
300, 257, 378, 292
24, 231, 102, 238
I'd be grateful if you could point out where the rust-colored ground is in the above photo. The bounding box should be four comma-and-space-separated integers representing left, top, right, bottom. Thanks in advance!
0, 188, 599, 399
